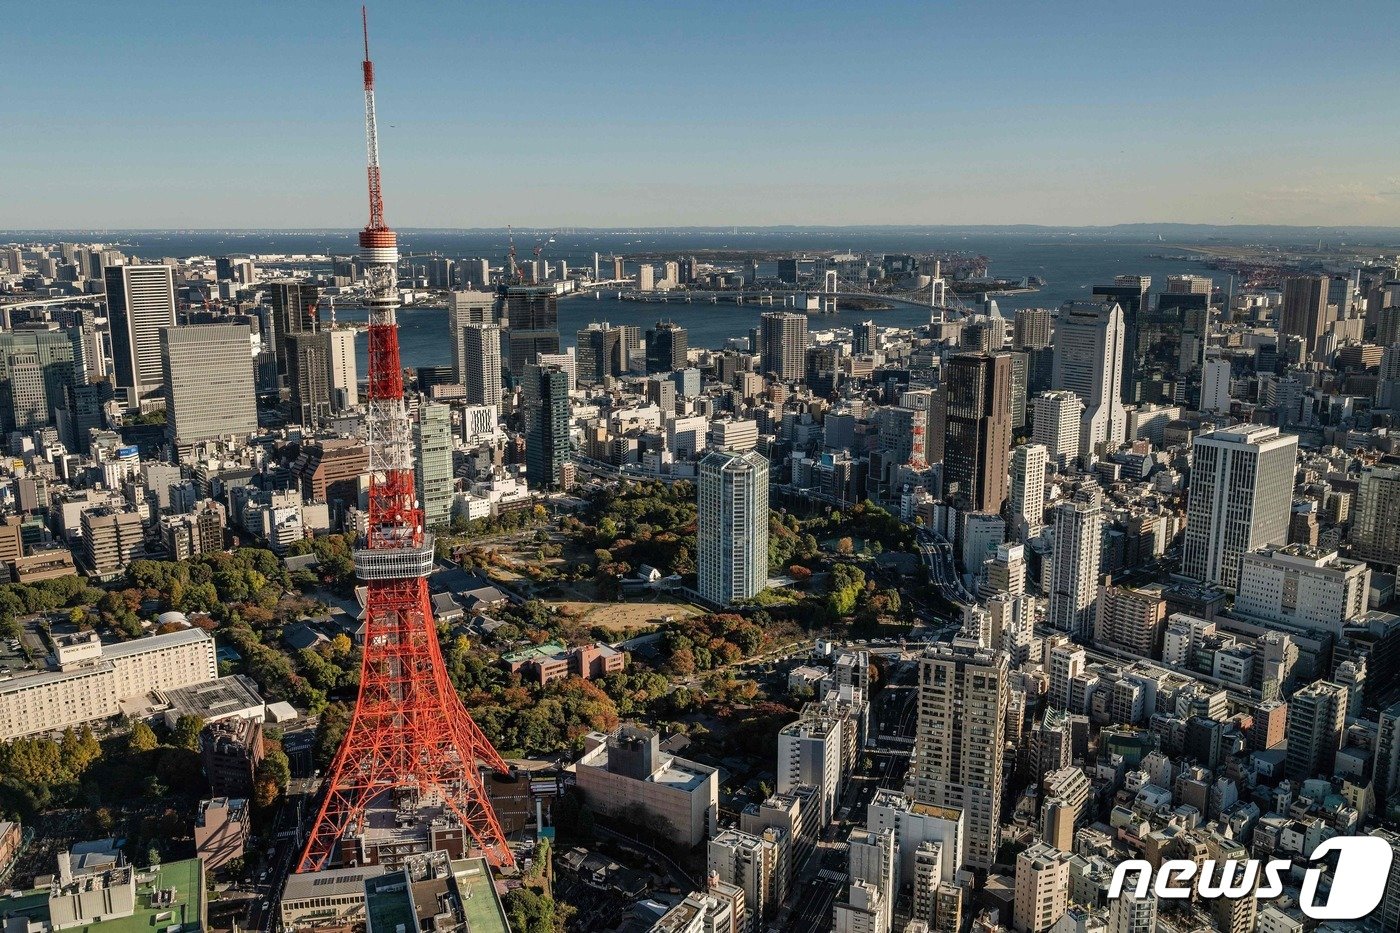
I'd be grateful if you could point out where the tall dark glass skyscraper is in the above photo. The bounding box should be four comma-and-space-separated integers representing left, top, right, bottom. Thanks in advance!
501, 286, 560, 376
645, 321, 688, 374
526, 365, 570, 491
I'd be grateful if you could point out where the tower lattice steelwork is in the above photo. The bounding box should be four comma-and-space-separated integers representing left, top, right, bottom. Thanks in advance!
297, 7, 512, 872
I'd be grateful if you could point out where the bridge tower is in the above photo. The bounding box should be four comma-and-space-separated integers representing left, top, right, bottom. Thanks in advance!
822, 269, 838, 314
297, 6, 513, 872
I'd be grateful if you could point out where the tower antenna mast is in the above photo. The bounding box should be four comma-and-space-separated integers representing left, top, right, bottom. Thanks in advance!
298, 6, 513, 873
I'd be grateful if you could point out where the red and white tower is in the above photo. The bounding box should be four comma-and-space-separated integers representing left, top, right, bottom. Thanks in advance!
297, 7, 513, 872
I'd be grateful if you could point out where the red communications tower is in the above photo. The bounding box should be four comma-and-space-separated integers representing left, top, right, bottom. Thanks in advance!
297, 7, 513, 872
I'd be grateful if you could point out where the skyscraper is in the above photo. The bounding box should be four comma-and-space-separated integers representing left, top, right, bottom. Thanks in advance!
286, 331, 332, 428
941, 352, 1012, 514
1092, 275, 1149, 402
908, 642, 1008, 871
525, 364, 570, 491
162, 323, 257, 457
698, 449, 770, 606
328, 327, 358, 409
1047, 497, 1103, 640
575, 322, 624, 385
460, 323, 502, 407
1352, 465, 1400, 566
646, 320, 688, 374
501, 286, 560, 375
759, 312, 807, 383
1279, 276, 1329, 360
1052, 301, 1127, 460
0, 329, 80, 435
1182, 425, 1298, 590
267, 280, 320, 380
1031, 390, 1083, 472
414, 401, 454, 530
449, 289, 496, 385
105, 264, 176, 407
1009, 443, 1047, 539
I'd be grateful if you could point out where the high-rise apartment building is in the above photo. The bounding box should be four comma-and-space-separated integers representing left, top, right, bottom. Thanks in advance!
501, 286, 560, 375
162, 324, 257, 456
414, 401, 454, 530
1279, 276, 1330, 360
1047, 498, 1103, 640
1009, 444, 1047, 539
847, 828, 895, 932
1031, 390, 1083, 472
646, 321, 688, 374
458, 323, 502, 407
525, 365, 570, 491
1012, 308, 1052, 350
1284, 680, 1346, 780
708, 828, 786, 931
1052, 301, 1127, 460
760, 312, 807, 383
1013, 843, 1070, 933
941, 352, 1012, 514
105, 264, 176, 406
1093, 583, 1165, 657
1351, 465, 1400, 567
698, 449, 770, 606
908, 642, 1008, 870
1182, 425, 1298, 590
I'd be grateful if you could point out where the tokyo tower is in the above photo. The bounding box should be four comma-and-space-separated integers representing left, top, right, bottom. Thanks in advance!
297, 7, 513, 871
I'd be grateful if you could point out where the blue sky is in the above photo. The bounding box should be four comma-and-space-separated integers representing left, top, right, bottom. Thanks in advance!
6, 0, 1398, 228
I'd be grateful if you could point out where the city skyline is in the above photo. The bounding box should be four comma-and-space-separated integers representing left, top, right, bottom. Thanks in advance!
7, 0, 1399, 229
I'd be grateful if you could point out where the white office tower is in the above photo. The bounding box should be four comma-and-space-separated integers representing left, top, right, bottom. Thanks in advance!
1031, 391, 1083, 472
698, 449, 770, 606
1009, 443, 1047, 540
1051, 301, 1127, 460
460, 323, 503, 406
328, 327, 359, 408
1107, 889, 1157, 933
847, 828, 895, 932
105, 263, 177, 407
1047, 498, 1103, 640
1201, 354, 1231, 413
1182, 425, 1298, 590
908, 642, 1008, 871
833, 881, 886, 933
